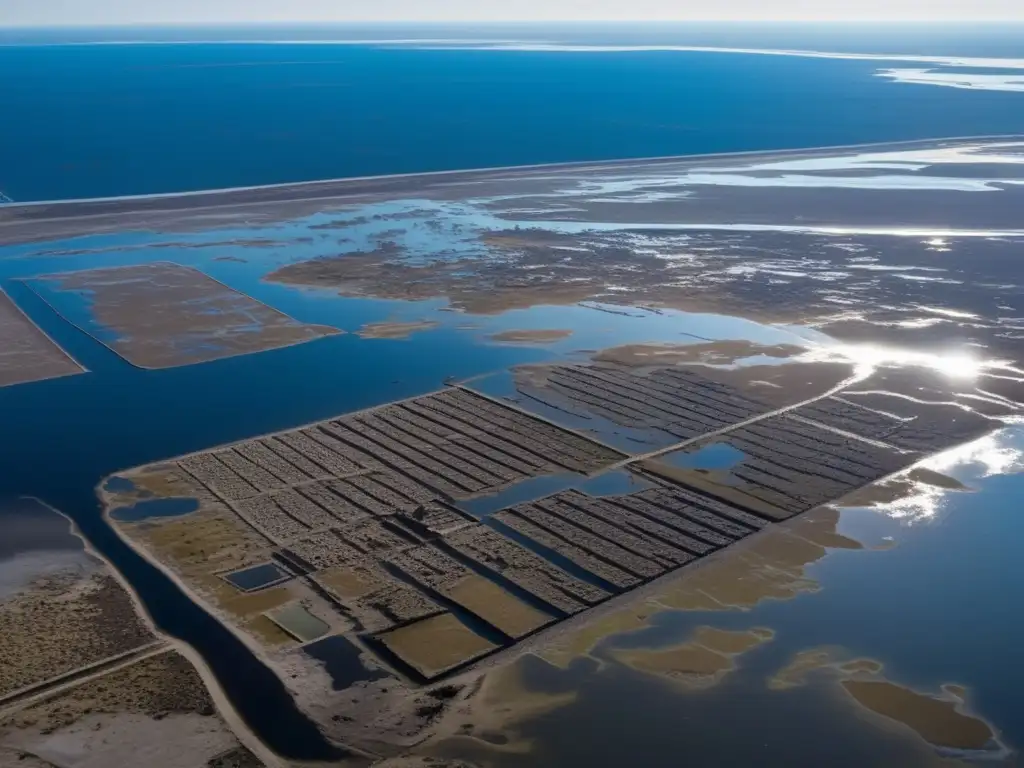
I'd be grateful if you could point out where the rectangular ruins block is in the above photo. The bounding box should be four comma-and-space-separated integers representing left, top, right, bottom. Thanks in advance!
640, 485, 768, 533
596, 493, 731, 549
297, 482, 370, 526
235, 441, 313, 486
337, 518, 416, 556
515, 503, 664, 578
216, 449, 288, 494
377, 613, 498, 679
495, 510, 642, 589
313, 560, 443, 633
234, 495, 310, 542
278, 431, 363, 476
570, 492, 723, 555
445, 526, 608, 615
270, 488, 338, 530
178, 454, 258, 502
260, 437, 332, 480
387, 545, 553, 638
393, 502, 475, 538
644, 415, 913, 519
515, 363, 772, 444
536, 497, 688, 568
793, 396, 993, 454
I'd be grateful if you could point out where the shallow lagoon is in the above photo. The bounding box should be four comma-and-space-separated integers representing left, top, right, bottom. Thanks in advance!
109, 497, 200, 522
2, 142, 1024, 762
430, 431, 1024, 766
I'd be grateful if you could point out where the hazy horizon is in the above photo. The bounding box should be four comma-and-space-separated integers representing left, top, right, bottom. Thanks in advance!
4, 0, 1024, 28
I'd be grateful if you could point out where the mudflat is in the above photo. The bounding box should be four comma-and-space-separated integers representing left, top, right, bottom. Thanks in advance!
22, 262, 339, 369
0, 289, 83, 389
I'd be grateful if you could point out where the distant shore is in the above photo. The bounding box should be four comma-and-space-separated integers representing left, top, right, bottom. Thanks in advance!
3, 133, 1020, 212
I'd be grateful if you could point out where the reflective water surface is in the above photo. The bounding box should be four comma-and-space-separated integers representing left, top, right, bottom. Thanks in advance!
1, 139, 1023, 763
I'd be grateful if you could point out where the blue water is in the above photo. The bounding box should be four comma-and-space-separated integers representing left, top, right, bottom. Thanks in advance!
223, 563, 289, 591
3, 22, 1024, 763
303, 635, 389, 690
1, 23, 1023, 201
432, 432, 1024, 767
102, 476, 136, 493
662, 442, 748, 471
457, 469, 651, 519
109, 496, 200, 522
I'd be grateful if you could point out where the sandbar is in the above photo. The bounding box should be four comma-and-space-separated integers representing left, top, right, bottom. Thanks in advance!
613, 626, 773, 690
488, 329, 573, 344
841, 680, 995, 751
768, 648, 1001, 754
356, 320, 440, 339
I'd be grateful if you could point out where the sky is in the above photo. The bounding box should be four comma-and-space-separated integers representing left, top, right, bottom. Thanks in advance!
3, 0, 1023, 26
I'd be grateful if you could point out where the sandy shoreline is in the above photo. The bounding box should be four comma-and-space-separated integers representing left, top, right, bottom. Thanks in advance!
22, 497, 288, 768
94, 495, 353, 766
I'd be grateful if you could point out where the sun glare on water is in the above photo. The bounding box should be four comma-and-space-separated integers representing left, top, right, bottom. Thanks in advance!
879, 432, 1024, 523
802, 343, 996, 381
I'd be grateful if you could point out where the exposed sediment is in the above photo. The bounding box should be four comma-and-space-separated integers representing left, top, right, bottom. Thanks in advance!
768, 648, 1006, 756
488, 329, 573, 344
0, 500, 156, 702
22, 262, 339, 370
0, 289, 84, 389
102, 354, 1001, 753
0, 651, 263, 768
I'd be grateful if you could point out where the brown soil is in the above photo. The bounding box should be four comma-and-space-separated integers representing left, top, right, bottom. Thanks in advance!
380, 614, 497, 678
767, 648, 838, 690
356, 321, 439, 339
0, 569, 154, 699
446, 576, 551, 639
27, 262, 338, 369
767, 648, 997, 752
2, 652, 214, 733
0, 289, 83, 389
488, 329, 573, 344
652, 508, 858, 613
842, 680, 995, 750
316, 566, 379, 600
0, 653, 254, 768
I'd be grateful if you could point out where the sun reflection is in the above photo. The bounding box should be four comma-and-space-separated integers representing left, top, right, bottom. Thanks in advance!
878, 480, 948, 523
924, 237, 952, 251
873, 432, 1024, 523
923, 432, 1024, 477
800, 343, 994, 381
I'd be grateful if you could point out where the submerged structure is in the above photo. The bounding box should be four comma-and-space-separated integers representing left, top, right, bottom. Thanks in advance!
1, 137, 1022, 764
101, 349, 995, 754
